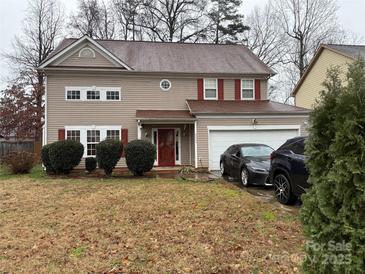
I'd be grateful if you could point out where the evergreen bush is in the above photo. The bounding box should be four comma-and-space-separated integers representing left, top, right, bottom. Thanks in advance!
300, 61, 365, 273
96, 139, 122, 176
48, 140, 84, 174
125, 140, 156, 176
85, 157, 97, 173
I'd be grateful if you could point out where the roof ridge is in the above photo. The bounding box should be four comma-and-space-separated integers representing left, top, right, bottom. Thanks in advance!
64, 37, 246, 46
325, 43, 365, 47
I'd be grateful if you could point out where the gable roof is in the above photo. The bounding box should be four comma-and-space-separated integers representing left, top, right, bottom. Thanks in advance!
41, 36, 274, 75
292, 44, 365, 96
186, 100, 310, 115
39, 36, 133, 70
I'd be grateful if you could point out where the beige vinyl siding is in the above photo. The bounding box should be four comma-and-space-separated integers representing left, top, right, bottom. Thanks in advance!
47, 74, 199, 167
295, 49, 352, 109
195, 117, 308, 168
58, 47, 117, 67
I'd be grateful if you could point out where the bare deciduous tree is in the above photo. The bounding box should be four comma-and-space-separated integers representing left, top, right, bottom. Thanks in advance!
244, 3, 288, 68
113, 0, 143, 40
139, 0, 208, 42
276, 0, 341, 77
1, 0, 63, 140
70, 0, 115, 39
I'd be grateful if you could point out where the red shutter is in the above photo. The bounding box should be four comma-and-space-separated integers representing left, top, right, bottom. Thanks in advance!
235, 79, 241, 100
121, 128, 128, 157
255, 79, 261, 100
58, 129, 65, 140
218, 79, 224, 100
197, 79, 204, 100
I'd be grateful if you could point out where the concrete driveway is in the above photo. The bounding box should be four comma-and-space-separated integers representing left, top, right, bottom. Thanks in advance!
211, 171, 301, 213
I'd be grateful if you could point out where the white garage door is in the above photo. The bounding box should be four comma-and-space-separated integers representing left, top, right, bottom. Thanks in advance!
209, 128, 299, 170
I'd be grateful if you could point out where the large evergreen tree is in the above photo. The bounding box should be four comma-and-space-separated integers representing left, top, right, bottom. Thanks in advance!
208, 0, 249, 44
300, 61, 365, 273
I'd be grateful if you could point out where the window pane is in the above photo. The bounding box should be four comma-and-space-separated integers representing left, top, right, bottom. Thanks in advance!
106, 91, 120, 100
87, 130, 100, 142
67, 90, 80, 100
204, 79, 217, 89
87, 144, 97, 156
66, 130, 80, 142
242, 80, 254, 89
242, 89, 254, 99
205, 89, 217, 98
106, 130, 120, 140
87, 90, 100, 100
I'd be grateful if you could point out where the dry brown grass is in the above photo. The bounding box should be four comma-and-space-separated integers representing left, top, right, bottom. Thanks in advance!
0, 177, 305, 273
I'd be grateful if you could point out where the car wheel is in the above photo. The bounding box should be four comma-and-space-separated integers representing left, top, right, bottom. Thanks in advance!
220, 161, 227, 176
240, 168, 249, 187
273, 173, 297, 205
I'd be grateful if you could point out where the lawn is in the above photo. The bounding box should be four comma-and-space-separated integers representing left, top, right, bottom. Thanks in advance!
0, 166, 305, 273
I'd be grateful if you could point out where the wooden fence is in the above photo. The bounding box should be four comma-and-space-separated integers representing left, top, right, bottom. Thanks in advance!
0, 141, 34, 159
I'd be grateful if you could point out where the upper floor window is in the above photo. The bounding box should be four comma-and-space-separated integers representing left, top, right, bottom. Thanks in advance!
87, 90, 100, 100
204, 78, 217, 100
160, 79, 171, 91
67, 90, 80, 100
65, 86, 121, 102
241, 79, 255, 100
106, 90, 120, 100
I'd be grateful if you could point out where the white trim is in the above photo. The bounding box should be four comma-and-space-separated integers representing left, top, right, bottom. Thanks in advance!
206, 125, 301, 170
65, 86, 121, 102
207, 125, 301, 131
203, 78, 218, 100
194, 121, 198, 168
241, 79, 255, 100
78, 47, 96, 58
151, 128, 158, 166
175, 128, 182, 165
160, 79, 172, 91
137, 120, 142, 139
39, 36, 133, 70
195, 115, 309, 119
65, 125, 121, 158
43, 75, 48, 146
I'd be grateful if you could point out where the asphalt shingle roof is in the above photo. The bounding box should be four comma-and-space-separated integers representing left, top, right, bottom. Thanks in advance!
45, 38, 274, 75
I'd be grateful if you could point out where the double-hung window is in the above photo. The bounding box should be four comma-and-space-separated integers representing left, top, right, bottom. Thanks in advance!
106, 130, 120, 140
204, 79, 217, 100
87, 130, 100, 156
241, 79, 255, 100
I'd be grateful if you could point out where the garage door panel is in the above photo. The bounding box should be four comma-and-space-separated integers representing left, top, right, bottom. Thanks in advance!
209, 129, 299, 170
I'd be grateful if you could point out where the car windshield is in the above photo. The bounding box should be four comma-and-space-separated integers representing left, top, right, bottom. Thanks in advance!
241, 145, 274, 157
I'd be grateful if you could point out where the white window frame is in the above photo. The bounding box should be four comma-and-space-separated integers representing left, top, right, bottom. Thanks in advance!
78, 47, 96, 58
203, 78, 218, 100
65, 86, 121, 102
151, 128, 181, 166
241, 79, 255, 100
160, 79, 172, 91
65, 125, 121, 158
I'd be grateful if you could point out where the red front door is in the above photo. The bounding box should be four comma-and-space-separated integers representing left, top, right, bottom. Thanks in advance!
158, 129, 175, 166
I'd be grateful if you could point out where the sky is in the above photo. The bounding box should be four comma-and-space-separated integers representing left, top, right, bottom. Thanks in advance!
0, 0, 365, 89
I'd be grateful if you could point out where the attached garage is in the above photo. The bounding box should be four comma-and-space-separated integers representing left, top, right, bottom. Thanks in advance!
208, 126, 301, 170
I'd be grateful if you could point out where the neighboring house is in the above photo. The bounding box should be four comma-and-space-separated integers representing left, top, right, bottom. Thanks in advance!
293, 44, 365, 109
39, 36, 309, 171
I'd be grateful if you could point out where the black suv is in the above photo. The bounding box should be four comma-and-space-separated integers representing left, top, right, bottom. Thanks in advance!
269, 137, 309, 204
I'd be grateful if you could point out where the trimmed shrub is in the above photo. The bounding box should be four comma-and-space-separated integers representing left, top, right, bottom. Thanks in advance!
125, 140, 156, 176
2, 151, 35, 174
300, 61, 365, 273
85, 157, 97, 173
48, 140, 84, 174
41, 144, 54, 172
96, 139, 122, 176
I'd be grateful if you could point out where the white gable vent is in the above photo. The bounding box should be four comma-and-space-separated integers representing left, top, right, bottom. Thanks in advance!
79, 47, 95, 58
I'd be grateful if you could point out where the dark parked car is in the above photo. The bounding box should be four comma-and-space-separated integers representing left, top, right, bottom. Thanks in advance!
220, 144, 274, 186
269, 136, 309, 204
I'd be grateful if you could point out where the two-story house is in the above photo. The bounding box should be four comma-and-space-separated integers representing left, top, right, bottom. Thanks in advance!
293, 44, 365, 109
39, 36, 309, 171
